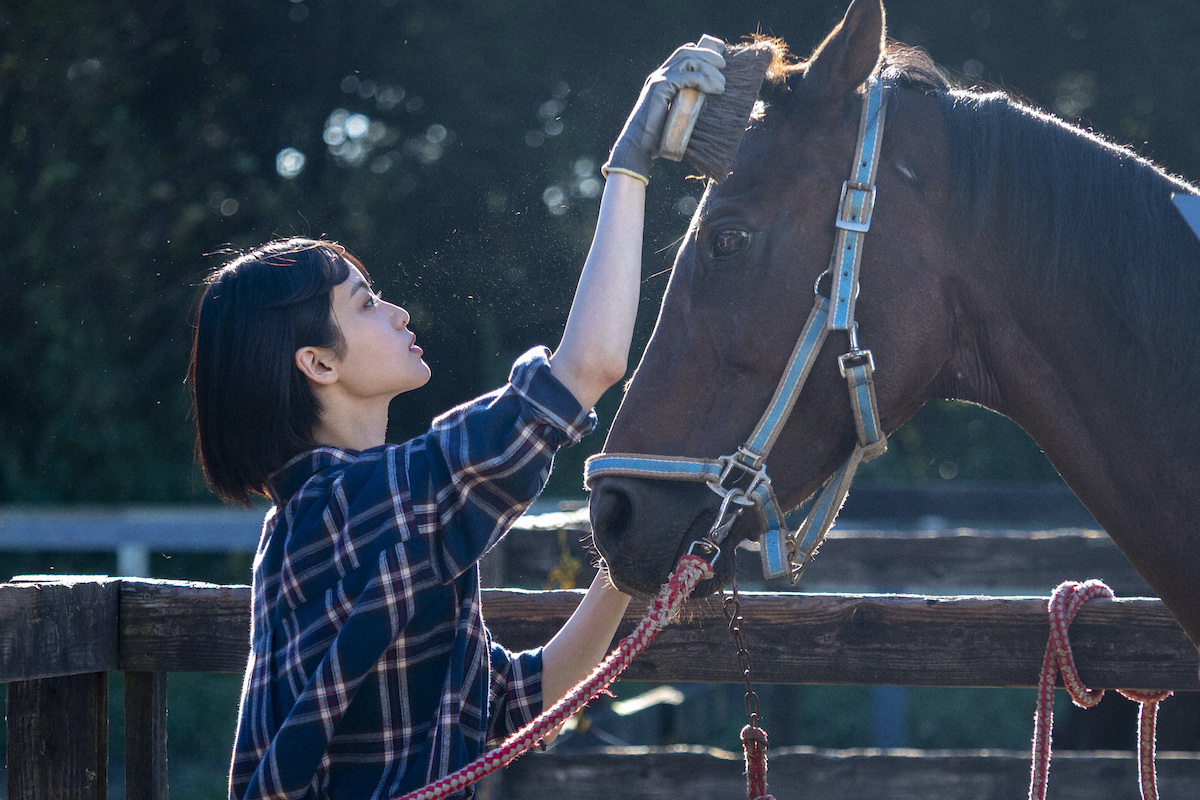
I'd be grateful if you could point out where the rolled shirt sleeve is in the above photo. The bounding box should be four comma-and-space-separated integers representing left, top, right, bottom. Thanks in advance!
485, 640, 544, 747
412, 346, 596, 580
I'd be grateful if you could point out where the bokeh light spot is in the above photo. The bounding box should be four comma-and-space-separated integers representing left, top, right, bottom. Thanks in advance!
276, 148, 306, 178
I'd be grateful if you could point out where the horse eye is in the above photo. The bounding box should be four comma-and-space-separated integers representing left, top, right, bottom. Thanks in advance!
710, 229, 751, 259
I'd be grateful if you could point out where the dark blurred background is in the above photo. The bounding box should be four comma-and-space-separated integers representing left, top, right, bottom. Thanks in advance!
5, 0, 1199, 506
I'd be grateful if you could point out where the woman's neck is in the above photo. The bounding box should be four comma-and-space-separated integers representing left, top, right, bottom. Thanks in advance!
309, 395, 390, 451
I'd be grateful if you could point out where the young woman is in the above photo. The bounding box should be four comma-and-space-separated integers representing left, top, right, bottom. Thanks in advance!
189, 44, 726, 800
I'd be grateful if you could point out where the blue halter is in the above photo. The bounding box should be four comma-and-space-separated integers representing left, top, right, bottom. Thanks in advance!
585, 78, 889, 582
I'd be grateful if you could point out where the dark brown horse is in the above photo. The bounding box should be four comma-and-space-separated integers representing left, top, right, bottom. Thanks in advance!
587, 0, 1200, 652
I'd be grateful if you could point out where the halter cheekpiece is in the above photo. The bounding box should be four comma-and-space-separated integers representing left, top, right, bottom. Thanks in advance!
586, 77, 889, 582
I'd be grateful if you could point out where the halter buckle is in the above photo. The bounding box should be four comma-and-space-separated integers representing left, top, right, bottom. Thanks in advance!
838, 348, 875, 378
835, 180, 876, 233
784, 536, 804, 582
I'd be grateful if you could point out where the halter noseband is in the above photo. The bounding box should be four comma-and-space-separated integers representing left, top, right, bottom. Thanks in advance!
586, 78, 889, 582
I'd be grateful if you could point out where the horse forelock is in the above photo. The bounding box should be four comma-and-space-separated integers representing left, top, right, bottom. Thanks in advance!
732, 34, 796, 83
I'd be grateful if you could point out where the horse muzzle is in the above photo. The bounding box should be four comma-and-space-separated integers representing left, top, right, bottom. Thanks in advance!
589, 475, 739, 597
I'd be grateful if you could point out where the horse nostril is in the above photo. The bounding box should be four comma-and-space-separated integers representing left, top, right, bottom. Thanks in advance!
589, 485, 633, 553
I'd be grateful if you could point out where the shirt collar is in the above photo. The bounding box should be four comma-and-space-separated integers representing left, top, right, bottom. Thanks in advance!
266, 447, 359, 505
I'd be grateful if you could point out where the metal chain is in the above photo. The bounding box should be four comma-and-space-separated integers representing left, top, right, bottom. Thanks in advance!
720, 563, 761, 728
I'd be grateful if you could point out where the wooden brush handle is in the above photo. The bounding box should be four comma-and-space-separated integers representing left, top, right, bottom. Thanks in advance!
659, 34, 724, 162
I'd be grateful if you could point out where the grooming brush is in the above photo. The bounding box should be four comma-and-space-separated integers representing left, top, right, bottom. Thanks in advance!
659, 36, 773, 182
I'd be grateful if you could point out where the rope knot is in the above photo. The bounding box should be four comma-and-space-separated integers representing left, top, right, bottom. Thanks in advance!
740, 724, 768, 751
1029, 579, 1172, 800
674, 553, 716, 583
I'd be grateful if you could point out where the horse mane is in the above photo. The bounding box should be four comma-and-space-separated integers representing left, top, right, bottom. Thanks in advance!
880, 44, 1200, 406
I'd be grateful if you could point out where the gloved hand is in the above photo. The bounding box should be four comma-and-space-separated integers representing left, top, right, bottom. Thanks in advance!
603, 43, 726, 184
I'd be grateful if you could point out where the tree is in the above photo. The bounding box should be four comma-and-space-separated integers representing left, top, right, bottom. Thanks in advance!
3, 0, 1198, 502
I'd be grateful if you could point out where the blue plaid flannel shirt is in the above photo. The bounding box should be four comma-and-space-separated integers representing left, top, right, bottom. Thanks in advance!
229, 348, 596, 800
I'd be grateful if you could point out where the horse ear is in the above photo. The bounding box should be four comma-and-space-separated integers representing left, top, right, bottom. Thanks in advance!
803, 0, 886, 100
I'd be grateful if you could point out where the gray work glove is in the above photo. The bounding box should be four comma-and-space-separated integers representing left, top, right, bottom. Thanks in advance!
603, 44, 726, 184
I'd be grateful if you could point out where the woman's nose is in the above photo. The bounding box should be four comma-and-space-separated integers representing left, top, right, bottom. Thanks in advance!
388, 302, 410, 329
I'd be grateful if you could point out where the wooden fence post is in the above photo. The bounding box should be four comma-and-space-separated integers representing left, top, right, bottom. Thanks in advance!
2, 577, 120, 800
7, 673, 108, 800
124, 671, 169, 800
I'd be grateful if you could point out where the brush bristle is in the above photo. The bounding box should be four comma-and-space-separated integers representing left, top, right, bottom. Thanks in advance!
684, 44, 773, 182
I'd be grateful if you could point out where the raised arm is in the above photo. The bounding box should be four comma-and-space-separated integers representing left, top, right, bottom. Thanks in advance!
547, 173, 646, 409
548, 44, 725, 410
539, 43, 725, 723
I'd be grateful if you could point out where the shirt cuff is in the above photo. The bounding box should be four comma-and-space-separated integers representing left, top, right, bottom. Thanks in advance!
508, 347, 597, 445
488, 642, 545, 744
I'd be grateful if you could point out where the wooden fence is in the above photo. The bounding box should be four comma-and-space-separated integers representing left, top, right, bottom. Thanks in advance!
3, 526, 1199, 799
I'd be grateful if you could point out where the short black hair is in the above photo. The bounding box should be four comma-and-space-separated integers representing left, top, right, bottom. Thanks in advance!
188, 238, 365, 506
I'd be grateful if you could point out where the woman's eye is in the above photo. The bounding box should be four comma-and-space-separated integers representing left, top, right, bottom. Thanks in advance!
710, 229, 750, 259
365, 294, 380, 308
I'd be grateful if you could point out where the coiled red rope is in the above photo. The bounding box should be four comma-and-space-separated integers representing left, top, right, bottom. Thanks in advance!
1029, 579, 1173, 800
396, 554, 715, 800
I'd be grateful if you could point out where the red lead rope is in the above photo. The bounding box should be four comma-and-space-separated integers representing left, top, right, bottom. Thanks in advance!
1029, 579, 1173, 800
396, 554, 715, 800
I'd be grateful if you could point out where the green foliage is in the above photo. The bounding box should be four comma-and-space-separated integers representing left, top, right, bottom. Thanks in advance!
3, 0, 1199, 504
165, 673, 246, 800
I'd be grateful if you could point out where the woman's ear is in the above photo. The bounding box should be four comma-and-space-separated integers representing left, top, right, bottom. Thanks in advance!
295, 346, 339, 385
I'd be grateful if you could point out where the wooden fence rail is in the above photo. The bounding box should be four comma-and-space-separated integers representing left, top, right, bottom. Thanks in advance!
108, 581, 1200, 689
492, 747, 1200, 800
0, 579, 1161, 689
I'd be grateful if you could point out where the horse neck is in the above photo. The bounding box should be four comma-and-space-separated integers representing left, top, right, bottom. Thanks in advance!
973, 275, 1195, 508
932, 93, 1200, 525
948, 212, 1200, 646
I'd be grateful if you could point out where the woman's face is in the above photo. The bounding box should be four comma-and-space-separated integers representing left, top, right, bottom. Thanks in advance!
325, 263, 431, 401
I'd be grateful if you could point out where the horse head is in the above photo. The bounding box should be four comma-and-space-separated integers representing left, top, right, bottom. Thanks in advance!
589, 0, 965, 596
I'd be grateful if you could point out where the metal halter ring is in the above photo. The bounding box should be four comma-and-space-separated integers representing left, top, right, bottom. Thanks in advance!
709, 446, 770, 502
814, 268, 861, 303
694, 453, 767, 567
